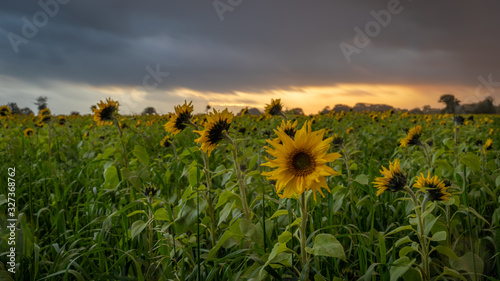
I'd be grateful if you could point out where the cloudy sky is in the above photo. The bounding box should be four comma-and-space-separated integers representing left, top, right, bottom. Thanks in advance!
1, 0, 499, 115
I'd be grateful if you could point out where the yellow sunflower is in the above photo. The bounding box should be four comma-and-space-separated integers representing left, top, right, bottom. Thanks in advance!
93, 98, 119, 126
413, 172, 451, 201
35, 120, 45, 128
0, 105, 11, 117
483, 138, 493, 153
160, 135, 172, 148
261, 121, 341, 200
346, 127, 354, 134
265, 98, 283, 116
39, 108, 51, 116
23, 128, 34, 137
163, 101, 193, 135
240, 107, 248, 116
271, 120, 298, 144
194, 109, 233, 156
57, 116, 66, 126
399, 125, 422, 147
373, 159, 407, 196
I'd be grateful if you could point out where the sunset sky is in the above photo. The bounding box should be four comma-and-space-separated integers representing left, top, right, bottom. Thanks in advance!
1, 0, 499, 115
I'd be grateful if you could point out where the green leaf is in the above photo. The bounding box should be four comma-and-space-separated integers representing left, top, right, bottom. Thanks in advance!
440, 267, 467, 281
103, 165, 119, 188
430, 231, 446, 242
133, 145, 149, 166
399, 246, 416, 258
267, 209, 288, 221
385, 225, 415, 237
218, 202, 233, 226
131, 220, 147, 239
354, 174, 369, 185
154, 208, 169, 221
306, 234, 345, 260
395, 236, 412, 248
450, 252, 484, 274
378, 232, 386, 264
460, 152, 481, 172
278, 231, 292, 244
433, 245, 459, 261
207, 230, 236, 259
390, 257, 415, 281
496, 175, 500, 188
349, 163, 358, 171
215, 190, 237, 209
0, 195, 6, 206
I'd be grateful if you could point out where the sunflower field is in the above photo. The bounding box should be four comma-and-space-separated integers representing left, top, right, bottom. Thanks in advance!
0, 99, 499, 281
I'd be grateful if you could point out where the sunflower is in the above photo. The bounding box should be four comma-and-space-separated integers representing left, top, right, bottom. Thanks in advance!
413, 172, 451, 201
93, 98, 119, 126
0, 105, 11, 117
261, 121, 341, 200
194, 109, 233, 156
373, 159, 407, 196
35, 120, 45, 128
399, 125, 422, 147
23, 128, 34, 137
143, 183, 159, 198
265, 98, 283, 116
57, 116, 66, 126
483, 138, 493, 153
240, 107, 248, 116
271, 120, 298, 144
163, 101, 193, 135
160, 135, 172, 148
331, 133, 344, 148
346, 127, 354, 134
39, 108, 51, 116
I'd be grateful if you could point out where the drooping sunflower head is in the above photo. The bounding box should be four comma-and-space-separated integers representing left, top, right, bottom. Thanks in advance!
261, 121, 341, 201
413, 172, 451, 201
0, 105, 11, 117
58, 116, 66, 126
160, 135, 172, 148
399, 125, 422, 147
453, 115, 465, 126
373, 159, 407, 196
271, 120, 298, 144
35, 120, 45, 128
265, 98, 283, 116
194, 109, 233, 156
93, 98, 119, 126
332, 133, 344, 148
23, 128, 34, 137
163, 101, 193, 135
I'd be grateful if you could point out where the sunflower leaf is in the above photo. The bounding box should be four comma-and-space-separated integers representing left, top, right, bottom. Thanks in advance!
306, 234, 345, 261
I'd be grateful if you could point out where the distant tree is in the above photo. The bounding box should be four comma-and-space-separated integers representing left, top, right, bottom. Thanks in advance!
70, 111, 80, 116
34, 96, 48, 112
20, 107, 34, 115
438, 94, 460, 114
333, 104, 351, 112
8, 103, 21, 114
142, 106, 157, 115
409, 107, 423, 114
206, 105, 211, 114
288, 108, 305, 115
320, 106, 331, 115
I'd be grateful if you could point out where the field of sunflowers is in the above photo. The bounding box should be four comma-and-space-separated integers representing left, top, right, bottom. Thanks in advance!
0, 99, 499, 281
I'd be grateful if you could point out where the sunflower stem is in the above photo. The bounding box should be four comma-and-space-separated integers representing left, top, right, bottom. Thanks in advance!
201, 152, 217, 248
299, 192, 309, 280
113, 115, 129, 169
404, 186, 430, 281
224, 131, 251, 220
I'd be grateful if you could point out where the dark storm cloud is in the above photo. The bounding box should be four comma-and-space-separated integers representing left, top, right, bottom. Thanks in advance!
1, 0, 499, 96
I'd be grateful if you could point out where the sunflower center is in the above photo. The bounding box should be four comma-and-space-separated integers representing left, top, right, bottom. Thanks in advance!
387, 172, 407, 192
174, 111, 191, 131
100, 106, 116, 121
290, 150, 316, 177
207, 119, 231, 144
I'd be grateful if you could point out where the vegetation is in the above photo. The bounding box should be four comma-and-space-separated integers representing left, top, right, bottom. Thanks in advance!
0, 98, 499, 280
